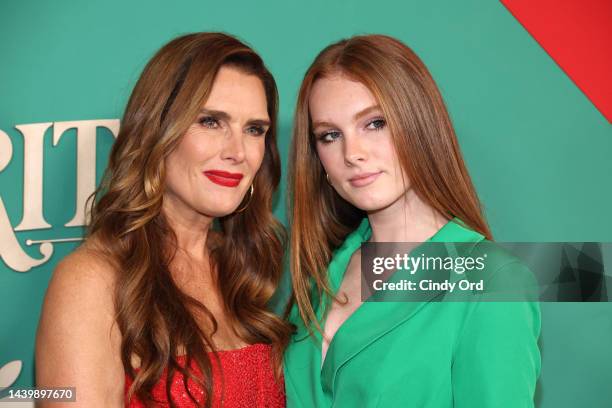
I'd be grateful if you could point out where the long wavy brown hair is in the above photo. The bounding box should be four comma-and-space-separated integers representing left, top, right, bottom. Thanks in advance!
288, 34, 492, 335
87, 32, 292, 407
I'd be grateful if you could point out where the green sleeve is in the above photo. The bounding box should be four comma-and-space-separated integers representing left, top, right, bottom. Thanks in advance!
451, 261, 542, 407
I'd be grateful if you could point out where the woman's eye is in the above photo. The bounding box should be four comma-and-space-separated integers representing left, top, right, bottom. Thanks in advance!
366, 118, 386, 130
199, 116, 219, 129
246, 126, 266, 136
317, 130, 341, 144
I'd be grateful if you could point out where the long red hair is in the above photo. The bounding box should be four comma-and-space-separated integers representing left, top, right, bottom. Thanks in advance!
288, 34, 492, 334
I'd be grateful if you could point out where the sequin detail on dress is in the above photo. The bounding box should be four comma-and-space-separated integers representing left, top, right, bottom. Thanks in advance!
124, 343, 285, 408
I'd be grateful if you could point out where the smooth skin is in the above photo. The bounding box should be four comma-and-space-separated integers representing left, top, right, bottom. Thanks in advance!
35, 66, 270, 407
310, 74, 448, 361
283, 74, 540, 407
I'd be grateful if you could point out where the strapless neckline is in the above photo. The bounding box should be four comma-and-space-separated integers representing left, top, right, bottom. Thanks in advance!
124, 342, 285, 407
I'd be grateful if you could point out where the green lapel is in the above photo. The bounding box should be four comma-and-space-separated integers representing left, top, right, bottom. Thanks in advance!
291, 218, 371, 343
294, 217, 486, 397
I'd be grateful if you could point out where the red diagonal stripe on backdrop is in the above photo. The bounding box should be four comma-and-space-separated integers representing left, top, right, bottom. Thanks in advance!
500, 0, 612, 123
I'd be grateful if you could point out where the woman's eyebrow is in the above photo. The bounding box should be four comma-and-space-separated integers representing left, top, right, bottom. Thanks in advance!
312, 104, 382, 130
246, 118, 271, 127
311, 120, 335, 130
200, 109, 270, 126
353, 104, 381, 121
200, 108, 231, 122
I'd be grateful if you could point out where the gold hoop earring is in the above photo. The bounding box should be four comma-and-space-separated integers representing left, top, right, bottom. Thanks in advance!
326, 173, 331, 184
234, 184, 254, 213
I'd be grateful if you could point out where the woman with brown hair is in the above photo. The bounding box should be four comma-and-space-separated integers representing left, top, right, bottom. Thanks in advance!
284, 34, 541, 407
35, 32, 291, 407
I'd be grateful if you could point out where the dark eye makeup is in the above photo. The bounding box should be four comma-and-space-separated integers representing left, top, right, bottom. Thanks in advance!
199, 116, 220, 128
315, 116, 386, 144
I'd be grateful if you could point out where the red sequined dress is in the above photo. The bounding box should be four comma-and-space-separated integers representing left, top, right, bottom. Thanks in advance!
124, 343, 285, 407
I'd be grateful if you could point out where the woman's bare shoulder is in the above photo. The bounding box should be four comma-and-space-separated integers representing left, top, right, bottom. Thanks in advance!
36, 237, 124, 403
54, 237, 118, 289
40, 236, 120, 334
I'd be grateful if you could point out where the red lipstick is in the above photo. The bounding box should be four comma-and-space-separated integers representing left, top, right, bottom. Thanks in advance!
203, 170, 244, 187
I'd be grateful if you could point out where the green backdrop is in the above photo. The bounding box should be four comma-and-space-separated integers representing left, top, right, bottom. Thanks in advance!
1, 1, 610, 407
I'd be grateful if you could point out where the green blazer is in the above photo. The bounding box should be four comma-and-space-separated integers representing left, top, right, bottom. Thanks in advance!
284, 217, 541, 407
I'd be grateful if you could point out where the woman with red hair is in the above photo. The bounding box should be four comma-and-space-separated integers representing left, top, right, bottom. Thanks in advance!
284, 34, 541, 407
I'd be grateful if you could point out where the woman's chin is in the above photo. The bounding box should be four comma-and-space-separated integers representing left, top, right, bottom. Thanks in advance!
349, 197, 395, 214
193, 203, 242, 219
